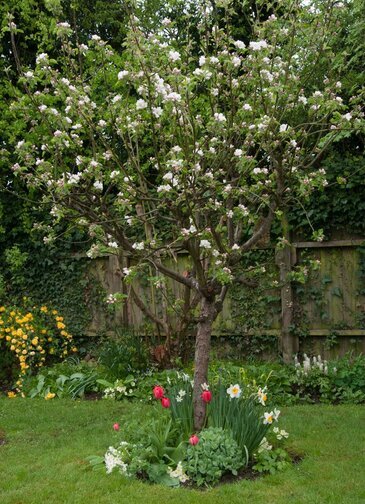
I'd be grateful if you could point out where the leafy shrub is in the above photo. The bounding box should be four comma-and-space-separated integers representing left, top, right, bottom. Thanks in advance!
185, 427, 243, 486
0, 299, 77, 395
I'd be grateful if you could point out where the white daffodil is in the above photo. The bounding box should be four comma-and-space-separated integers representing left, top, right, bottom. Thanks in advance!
263, 411, 274, 424
257, 387, 268, 406
227, 384, 241, 399
273, 408, 281, 421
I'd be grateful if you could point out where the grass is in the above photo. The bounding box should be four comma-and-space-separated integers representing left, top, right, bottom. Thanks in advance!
0, 399, 364, 504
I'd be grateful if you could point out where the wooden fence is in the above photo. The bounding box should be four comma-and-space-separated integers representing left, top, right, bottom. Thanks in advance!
85, 239, 365, 360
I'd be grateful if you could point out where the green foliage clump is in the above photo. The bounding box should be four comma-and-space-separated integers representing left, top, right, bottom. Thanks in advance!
185, 427, 243, 486
24, 362, 104, 400
253, 447, 291, 475
97, 329, 150, 380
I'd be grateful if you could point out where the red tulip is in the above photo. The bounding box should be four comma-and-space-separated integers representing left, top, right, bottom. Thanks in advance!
153, 385, 165, 399
161, 397, 171, 408
113, 422, 120, 431
189, 434, 199, 446
201, 390, 212, 403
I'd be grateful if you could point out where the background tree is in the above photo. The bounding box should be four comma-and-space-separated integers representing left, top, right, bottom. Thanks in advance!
5, 0, 365, 429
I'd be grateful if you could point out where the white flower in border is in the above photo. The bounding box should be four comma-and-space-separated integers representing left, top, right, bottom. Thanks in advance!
122, 267, 131, 276
273, 427, 289, 440
263, 411, 274, 424
273, 408, 280, 421
279, 124, 289, 133
257, 387, 268, 406
257, 437, 272, 453
234, 149, 243, 157
227, 384, 241, 399
201, 382, 209, 391
168, 462, 189, 483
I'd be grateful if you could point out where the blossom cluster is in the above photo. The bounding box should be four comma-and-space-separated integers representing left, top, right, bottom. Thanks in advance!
1, 300, 76, 396
294, 354, 329, 376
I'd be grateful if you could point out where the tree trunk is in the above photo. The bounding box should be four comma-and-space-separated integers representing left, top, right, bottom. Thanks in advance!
193, 297, 217, 431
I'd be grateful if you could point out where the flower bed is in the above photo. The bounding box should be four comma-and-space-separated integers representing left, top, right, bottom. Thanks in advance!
90, 372, 291, 487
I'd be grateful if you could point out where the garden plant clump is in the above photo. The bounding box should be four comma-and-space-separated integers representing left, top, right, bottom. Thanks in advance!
92, 372, 290, 487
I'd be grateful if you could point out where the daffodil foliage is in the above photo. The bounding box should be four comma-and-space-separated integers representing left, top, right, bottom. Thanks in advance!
7, 0, 364, 428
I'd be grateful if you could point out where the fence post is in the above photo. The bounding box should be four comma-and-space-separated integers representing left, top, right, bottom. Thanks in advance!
275, 213, 299, 363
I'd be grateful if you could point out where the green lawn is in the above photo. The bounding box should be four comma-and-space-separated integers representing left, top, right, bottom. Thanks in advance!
0, 399, 364, 504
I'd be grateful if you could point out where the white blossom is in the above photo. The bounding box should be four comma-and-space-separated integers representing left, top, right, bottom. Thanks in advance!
132, 242, 145, 250
169, 50, 181, 62
152, 106, 163, 118
214, 112, 226, 123
93, 180, 103, 191
249, 40, 268, 51
234, 40, 246, 49
136, 99, 147, 110
118, 70, 129, 80
200, 239, 211, 249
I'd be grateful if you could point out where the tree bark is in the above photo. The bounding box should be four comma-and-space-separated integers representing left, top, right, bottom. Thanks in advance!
193, 297, 217, 431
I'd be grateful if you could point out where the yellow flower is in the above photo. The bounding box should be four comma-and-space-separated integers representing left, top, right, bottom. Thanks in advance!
0, 306, 5, 312
31, 337, 39, 346
57, 322, 66, 329
7, 391, 17, 398
45, 392, 56, 400
52, 310, 58, 315
40, 306, 48, 313
72, 347, 78, 353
